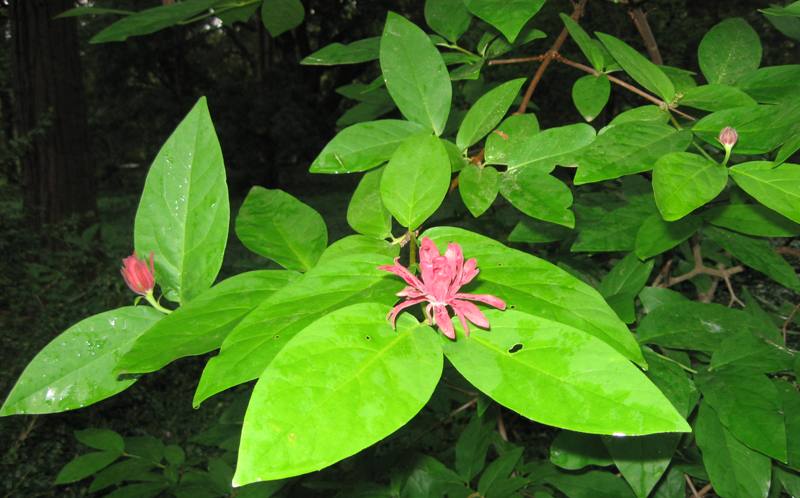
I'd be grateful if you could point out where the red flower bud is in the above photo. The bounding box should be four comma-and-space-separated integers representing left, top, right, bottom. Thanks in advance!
121, 252, 155, 296
718, 126, 738, 149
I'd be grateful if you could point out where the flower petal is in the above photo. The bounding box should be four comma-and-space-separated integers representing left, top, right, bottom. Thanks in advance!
397, 286, 424, 298
386, 297, 427, 328
451, 304, 471, 337
455, 292, 507, 310
451, 299, 489, 329
459, 258, 479, 286
433, 305, 455, 340
378, 258, 423, 289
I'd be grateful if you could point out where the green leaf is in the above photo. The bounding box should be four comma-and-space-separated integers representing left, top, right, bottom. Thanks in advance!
730, 161, 800, 223
703, 226, 800, 291
424, 0, 472, 42
89, 0, 217, 43
573, 193, 658, 253
698, 18, 762, 85
777, 467, 800, 498
661, 65, 699, 94
75, 429, 124, 453
692, 105, 800, 154
55, 451, 121, 484
598, 253, 654, 323
164, 445, 185, 465
464, 0, 545, 42
560, 13, 604, 71
125, 435, 165, 463
442, 310, 689, 435
89, 458, 156, 493
638, 288, 689, 315
679, 84, 757, 111
502, 123, 596, 171
637, 301, 767, 353
642, 349, 698, 418
596, 32, 675, 102
347, 167, 393, 239
704, 204, 800, 237
574, 123, 692, 185
508, 218, 571, 244
546, 469, 637, 498
459, 165, 499, 218
711, 331, 794, 373
500, 170, 575, 228
694, 402, 771, 498
477, 447, 524, 496
300, 37, 380, 65
456, 78, 526, 151
484, 114, 540, 165
697, 367, 787, 462
550, 431, 613, 470
134, 97, 230, 303
102, 482, 168, 498
635, 214, 701, 260
455, 412, 494, 481
0, 307, 162, 416
118, 270, 299, 374
425, 227, 645, 366
380, 12, 452, 135
652, 152, 728, 221
775, 379, 800, 469
192, 238, 401, 406
56, 7, 133, 18
609, 105, 670, 126
603, 434, 679, 498
217, 2, 259, 25
233, 303, 442, 485
380, 134, 450, 229
260, 0, 304, 37
776, 132, 800, 166
737, 65, 800, 103
572, 75, 610, 122
310, 119, 427, 174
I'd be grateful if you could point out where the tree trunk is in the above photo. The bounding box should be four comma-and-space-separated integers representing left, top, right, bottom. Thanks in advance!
10, 0, 96, 226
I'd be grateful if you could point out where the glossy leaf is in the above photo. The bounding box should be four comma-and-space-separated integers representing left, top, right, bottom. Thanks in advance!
692, 105, 800, 154
603, 434, 679, 498
463, 0, 546, 43
347, 167, 392, 239
456, 78, 526, 151
118, 270, 299, 374
500, 170, 575, 228
560, 14, 604, 71
193, 238, 401, 406
55, 451, 121, 484
134, 97, 229, 303
635, 214, 701, 260
729, 161, 800, 223
550, 431, 613, 470
424, 0, 471, 42
380, 134, 450, 229
503, 123, 596, 171
737, 65, 800, 103
679, 84, 757, 111
235, 187, 327, 272
695, 402, 771, 498
300, 37, 380, 65
698, 18, 762, 85
484, 114, 540, 165
572, 75, 610, 122
596, 32, 675, 101
425, 227, 645, 365
260, 0, 304, 37
652, 152, 728, 221
711, 331, 794, 373
442, 310, 689, 435
380, 13, 451, 135
233, 303, 442, 484
704, 204, 800, 237
459, 164, 499, 218
0, 307, 162, 416
574, 123, 692, 185
89, 0, 217, 43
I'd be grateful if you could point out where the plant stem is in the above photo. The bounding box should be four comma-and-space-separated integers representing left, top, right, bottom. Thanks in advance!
653, 351, 698, 374
721, 147, 732, 167
693, 142, 716, 162
408, 230, 418, 270
145, 292, 172, 314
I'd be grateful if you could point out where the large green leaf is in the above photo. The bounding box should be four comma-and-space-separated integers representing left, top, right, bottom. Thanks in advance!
484, 114, 540, 165
309, 120, 426, 174
424, 227, 645, 366
260, 0, 304, 37
697, 367, 787, 462
455, 412, 494, 481
710, 331, 794, 373
550, 431, 613, 470
235, 187, 327, 272
603, 434, 679, 498
775, 379, 800, 469
652, 152, 728, 221
55, 451, 122, 484
459, 164, 499, 218
192, 238, 401, 406
573, 193, 658, 253
596, 32, 675, 101
0, 307, 162, 415
560, 14, 604, 71
443, 310, 689, 435
456, 78, 525, 151
704, 204, 800, 237
704, 226, 800, 291
737, 65, 800, 103
500, 170, 575, 228
117, 271, 299, 374
679, 84, 757, 111
380, 134, 450, 229
642, 349, 698, 418
692, 105, 800, 154
501, 123, 596, 172
347, 167, 392, 239
134, 97, 229, 303
776, 132, 800, 166
635, 214, 701, 260
89, 0, 217, 43
463, 0, 545, 43
300, 37, 380, 65
695, 402, 771, 498
698, 18, 762, 85
232, 303, 442, 485
729, 161, 800, 223
380, 13, 451, 135
572, 75, 611, 122
598, 253, 654, 324
574, 123, 691, 185
424, 0, 472, 42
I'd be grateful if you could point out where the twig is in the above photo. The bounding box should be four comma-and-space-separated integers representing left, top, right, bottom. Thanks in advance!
497, 411, 509, 441
650, 258, 673, 287
628, 7, 663, 65
697, 483, 713, 498
685, 474, 701, 498
488, 54, 547, 66
516, 0, 589, 114
778, 246, 800, 259
784, 302, 800, 344
660, 242, 743, 288
450, 398, 478, 418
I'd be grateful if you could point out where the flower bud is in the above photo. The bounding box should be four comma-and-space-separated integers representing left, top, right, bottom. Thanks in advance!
121, 252, 155, 296
718, 126, 738, 149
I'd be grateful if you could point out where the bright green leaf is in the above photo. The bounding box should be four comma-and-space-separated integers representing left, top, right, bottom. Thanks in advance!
300, 37, 380, 65
704, 204, 800, 237
776, 132, 800, 166
572, 75, 610, 122
698, 18, 762, 85
679, 84, 757, 111
456, 78, 526, 151
609, 105, 670, 126
347, 167, 393, 239
692, 104, 800, 154
596, 32, 675, 101
560, 13, 604, 71
635, 214, 701, 259
459, 165, 499, 218
500, 170, 575, 228
464, 0, 545, 43
485, 114, 540, 165
424, 0, 471, 42
652, 152, 728, 221
737, 65, 800, 103
729, 161, 800, 223
503, 123, 596, 171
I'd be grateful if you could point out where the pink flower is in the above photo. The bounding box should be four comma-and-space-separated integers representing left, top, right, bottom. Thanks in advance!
121, 252, 155, 296
378, 237, 506, 339
718, 126, 738, 149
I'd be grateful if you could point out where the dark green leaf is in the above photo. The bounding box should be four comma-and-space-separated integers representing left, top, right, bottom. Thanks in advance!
635, 214, 701, 259
603, 434, 678, 498
572, 75, 610, 122
90, 0, 217, 43
500, 170, 575, 228
217, 2, 259, 25
56, 7, 133, 18
550, 431, 613, 470
775, 379, 800, 468
711, 331, 794, 373
596, 32, 675, 101
692, 105, 800, 154
455, 413, 494, 481
89, 458, 156, 493
75, 428, 124, 453
679, 84, 757, 111
642, 349, 698, 418
698, 18, 762, 85
508, 218, 571, 244
776, 132, 800, 166
300, 37, 380, 65
125, 435, 165, 463
464, 0, 545, 43
638, 288, 688, 315
704, 204, 800, 237
459, 165, 499, 218
546, 469, 637, 498
260, 0, 304, 37
55, 451, 121, 484
737, 65, 800, 103
478, 447, 524, 496
599, 253, 653, 323
573, 195, 658, 253
560, 13, 604, 71
102, 482, 168, 498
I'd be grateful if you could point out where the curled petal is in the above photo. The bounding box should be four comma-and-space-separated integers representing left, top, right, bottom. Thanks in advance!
455, 292, 506, 310
397, 285, 424, 298
378, 258, 423, 289
451, 304, 471, 337
444, 243, 464, 284
451, 299, 489, 329
459, 258, 479, 286
433, 304, 456, 340
418, 237, 440, 283
386, 297, 427, 328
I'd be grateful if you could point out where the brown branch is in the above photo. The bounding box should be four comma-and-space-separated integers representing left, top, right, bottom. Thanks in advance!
488, 54, 547, 66
657, 242, 745, 305
696, 483, 714, 498
685, 475, 701, 498
497, 411, 509, 441
516, 0, 589, 114
628, 7, 663, 65
778, 246, 800, 259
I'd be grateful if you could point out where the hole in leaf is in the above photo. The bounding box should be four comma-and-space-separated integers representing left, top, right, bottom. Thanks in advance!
273, 335, 280, 340
365, 335, 371, 341
508, 343, 523, 354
